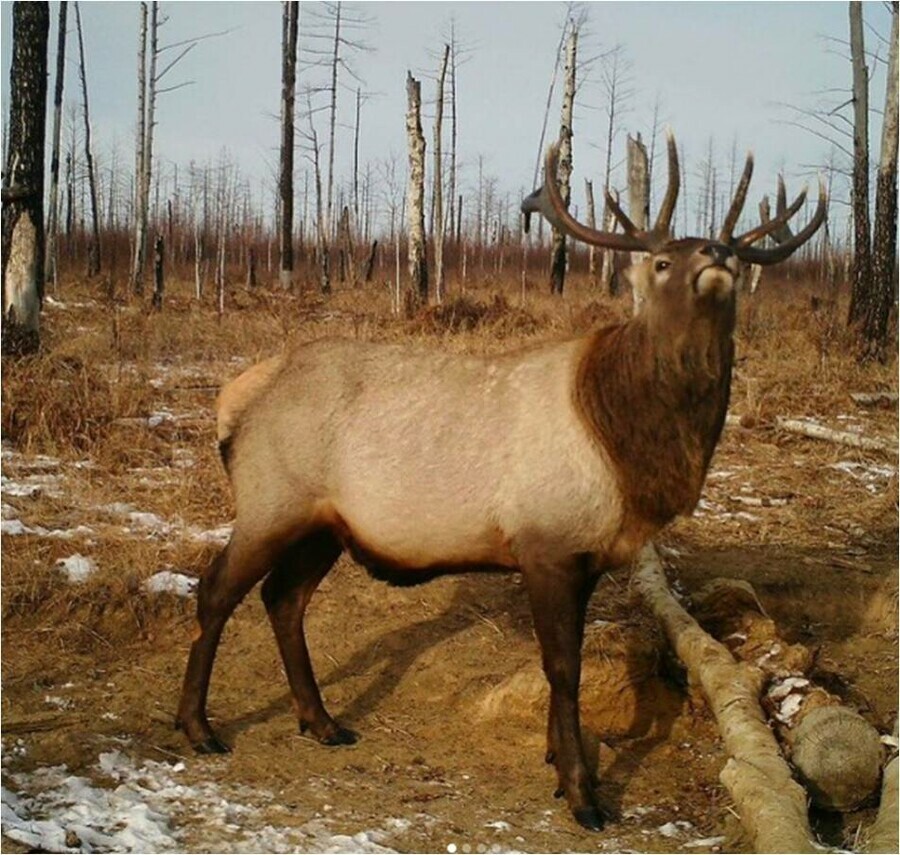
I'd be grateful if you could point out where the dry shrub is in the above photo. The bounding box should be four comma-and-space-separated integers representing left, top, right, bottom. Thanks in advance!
2, 351, 157, 456
412, 293, 543, 336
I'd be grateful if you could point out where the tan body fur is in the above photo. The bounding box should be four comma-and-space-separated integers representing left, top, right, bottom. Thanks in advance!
223, 337, 635, 576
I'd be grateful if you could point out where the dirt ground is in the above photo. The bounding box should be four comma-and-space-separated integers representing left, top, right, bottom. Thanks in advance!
1, 279, 897, 853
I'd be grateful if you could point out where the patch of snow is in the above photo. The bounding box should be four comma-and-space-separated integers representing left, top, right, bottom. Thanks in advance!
1, 473, 64, 499
56, 554, 98, 583
3, 749, 406, 854
767, 677, 809, 701
190, 524, 232, 546
143, 571, 198, 598
44, 695, 75, 711
829, 461, 896, 493
684, 836, 726, 848
657, 819, 694, 838
1, 518, 49, 537
484, 820, 511, 831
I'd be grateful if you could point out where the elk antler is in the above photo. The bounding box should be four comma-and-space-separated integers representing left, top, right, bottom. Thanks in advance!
521, 130, 681, 252
731, 174, 827, 265
522, 130, 825, 265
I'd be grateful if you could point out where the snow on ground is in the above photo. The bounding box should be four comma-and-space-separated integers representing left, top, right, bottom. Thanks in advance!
56, 554, 98, 584
143, 571, 198, 597
829, 460, 897, 493
2, 748, 404, 854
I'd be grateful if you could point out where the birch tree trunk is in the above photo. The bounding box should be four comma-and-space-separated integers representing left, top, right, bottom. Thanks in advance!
74, 1, 101, 277
279, 0, 298, 289
326, 0, 341, 244
627, 133, 650, 305
2, 1, 49, 355
432, 43, 450, 304
847, 0, 871, 327
549, 26, 576, 296
45, 0, 67, 290
585, 178, 597, 287
860, 0, 898, 362
406, 71, 427, 306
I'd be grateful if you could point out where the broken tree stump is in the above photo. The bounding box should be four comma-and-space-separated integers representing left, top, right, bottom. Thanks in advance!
634, 544, 816, 853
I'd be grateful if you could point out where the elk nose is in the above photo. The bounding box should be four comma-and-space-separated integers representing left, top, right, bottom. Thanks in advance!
700, 243, 734, 267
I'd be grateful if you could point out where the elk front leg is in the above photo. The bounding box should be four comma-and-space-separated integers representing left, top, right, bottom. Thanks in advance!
523, 556, 603, 831
260, 530, 356, 746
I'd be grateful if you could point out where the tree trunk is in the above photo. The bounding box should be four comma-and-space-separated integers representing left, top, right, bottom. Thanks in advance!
74, 2, 101, 277
326, 1, 341, 245
627, 132, 650, 302
151, 234, 164, 310
279, 0, 298, 289
2, 2, 49, 355
549, 26, 577, 296
45, 1, 67, 290
432, 43, 450, 304
860, 1, 899, 362
405, 71, 427, 306
584, 178, 597, 287
130, 2, 148, 294
847, 0, 871, 326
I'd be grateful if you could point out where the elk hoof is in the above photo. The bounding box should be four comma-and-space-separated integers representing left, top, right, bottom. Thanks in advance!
321, 726, 358, 746
193, 734, 231, 754
545, 750, 556, 765
553, 787, 564, 799
572, 805, 605, 832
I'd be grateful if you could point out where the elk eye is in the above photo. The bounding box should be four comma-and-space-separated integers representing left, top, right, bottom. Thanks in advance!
655, 260, 671, 273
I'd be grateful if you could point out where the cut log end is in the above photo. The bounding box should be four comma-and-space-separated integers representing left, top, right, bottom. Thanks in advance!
791, 705, 883, 811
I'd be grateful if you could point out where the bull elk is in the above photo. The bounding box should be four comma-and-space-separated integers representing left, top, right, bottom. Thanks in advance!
176, 132, 825, 831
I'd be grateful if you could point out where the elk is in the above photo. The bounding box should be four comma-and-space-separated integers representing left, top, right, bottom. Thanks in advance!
176, 132, 825, 831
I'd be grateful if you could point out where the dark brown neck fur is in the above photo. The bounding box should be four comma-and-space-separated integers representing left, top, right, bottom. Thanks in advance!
575, 309, 735, 527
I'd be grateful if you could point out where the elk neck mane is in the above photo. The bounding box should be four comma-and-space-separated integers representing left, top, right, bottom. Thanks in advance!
573, 310, 735, 528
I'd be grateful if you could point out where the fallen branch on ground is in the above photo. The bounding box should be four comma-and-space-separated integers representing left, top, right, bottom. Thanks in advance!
775, 417, 895, 453
864, 722, 898, 853
633, 543, 816, 853
851, 392, 898, 407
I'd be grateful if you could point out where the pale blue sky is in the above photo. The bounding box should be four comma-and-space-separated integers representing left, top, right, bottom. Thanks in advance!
1, 1, 893, 236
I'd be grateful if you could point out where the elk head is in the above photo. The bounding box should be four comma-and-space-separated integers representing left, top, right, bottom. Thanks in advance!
522, 131, 827, 322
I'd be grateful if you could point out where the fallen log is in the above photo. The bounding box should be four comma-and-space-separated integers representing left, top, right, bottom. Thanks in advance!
850, 392, 898, 408
633, 544, 816, 853
864, 722, 898, 853
775, 417, 895, 454
692, 578, 882, 811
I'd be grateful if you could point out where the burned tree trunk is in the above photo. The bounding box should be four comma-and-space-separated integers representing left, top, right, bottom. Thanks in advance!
549, 26, 576, 296
847, 0, 871, 327
405, 71, 427, 306
45, 0, 67, 289
860, 0, 899, 362
151, 234, 164, 310
2, 2, 49, 355
432, 43, 450, 303
279, 0, 299, 289
74, 1, 101, 277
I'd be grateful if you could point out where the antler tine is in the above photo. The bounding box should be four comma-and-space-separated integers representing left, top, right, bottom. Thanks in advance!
652, 130, 680, 235
735, 181, 807, 247
604, 188, 641, 238
520, 144, 650, 252
734, 176, 827, 265
718, 152, 753, 243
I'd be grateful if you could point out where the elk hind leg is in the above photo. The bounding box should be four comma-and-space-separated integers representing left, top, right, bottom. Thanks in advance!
261, 529, 355, 745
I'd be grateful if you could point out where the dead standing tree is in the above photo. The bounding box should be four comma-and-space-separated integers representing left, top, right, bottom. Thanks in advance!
45, 1, 68, 289
406, 71, 427, 307
279, 0, 299, 289
432, 43, 450, 303
2, 2, 49, 355
860, 0, 898, 361
549, 25, 577, 296
74, 2, 101, 277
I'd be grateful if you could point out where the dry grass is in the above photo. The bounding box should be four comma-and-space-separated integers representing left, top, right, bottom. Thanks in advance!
1, 268, 896, 651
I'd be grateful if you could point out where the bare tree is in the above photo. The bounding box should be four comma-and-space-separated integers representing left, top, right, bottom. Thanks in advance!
279, 0, 299, 289
549, 24, 577, 296
45, 1, 67, 289
847, 0, 871, 325
2, 2, 49, 355
432, 43, 450, 303
130, 2, 149, 294
406, 72, 427, 305
860, 0, 898, 361
74, 2, 101, 276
